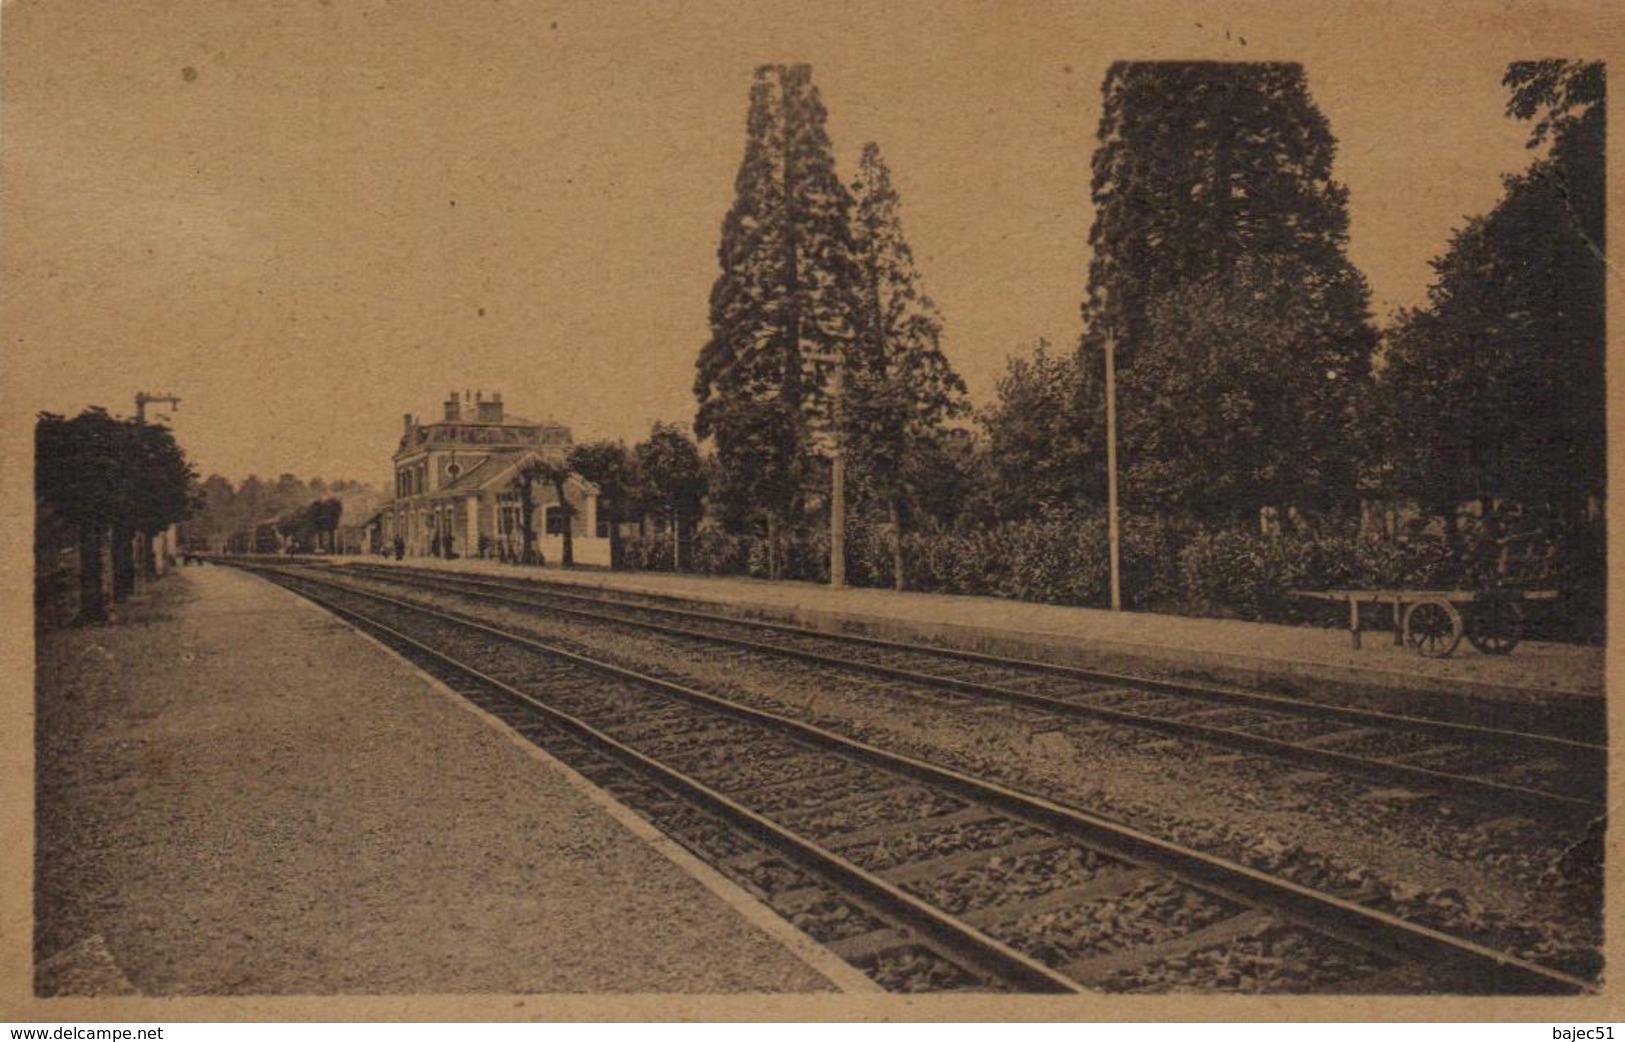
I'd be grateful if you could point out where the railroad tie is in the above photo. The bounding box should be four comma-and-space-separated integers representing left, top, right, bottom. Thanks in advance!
958, 867, 1156, 931
878, 835, 1061, 887
1062, 908, 1278, 987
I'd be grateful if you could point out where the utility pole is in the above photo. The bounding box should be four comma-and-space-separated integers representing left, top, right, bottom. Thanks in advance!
805, 352, 846, 588
1104, 333, 1122, 612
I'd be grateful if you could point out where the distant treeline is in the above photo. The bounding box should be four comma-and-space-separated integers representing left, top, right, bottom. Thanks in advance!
183, 474, 388, 553
36, 408, 197, 624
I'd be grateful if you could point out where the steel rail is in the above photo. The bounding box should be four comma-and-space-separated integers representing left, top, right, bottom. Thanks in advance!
272, 573, 1082, 993
348, 563, 1602, 754
261, 565, 1596, 996
340, 564, 1604, 814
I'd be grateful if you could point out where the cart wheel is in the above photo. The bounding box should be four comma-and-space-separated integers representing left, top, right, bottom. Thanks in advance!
1403, 599, 1462, 658
1467, 598, 1524, 655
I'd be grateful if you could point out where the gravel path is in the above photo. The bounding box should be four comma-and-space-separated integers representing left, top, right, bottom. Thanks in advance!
34, 567, 841, 995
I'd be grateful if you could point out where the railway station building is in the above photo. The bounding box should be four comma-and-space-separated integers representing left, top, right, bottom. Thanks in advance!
381, 390, 609, 566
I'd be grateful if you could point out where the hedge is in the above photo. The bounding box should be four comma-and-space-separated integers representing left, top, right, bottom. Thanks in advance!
618, 514, 1589, 635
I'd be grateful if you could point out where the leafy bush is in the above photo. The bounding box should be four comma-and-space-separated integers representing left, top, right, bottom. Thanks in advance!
620, 509, 1603, 639
993, 513, 1109, 605
1173, 525, 1475, 623
1121, 515, 1186, 609
620, 533, 675, 572
1177, 528, 1321, 620
689, 529, 751, 576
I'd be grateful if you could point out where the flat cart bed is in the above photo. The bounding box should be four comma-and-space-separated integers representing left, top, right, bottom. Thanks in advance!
1290, 587, 1560, 658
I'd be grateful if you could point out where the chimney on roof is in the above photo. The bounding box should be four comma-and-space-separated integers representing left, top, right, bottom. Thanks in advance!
476, 389, 504, 423
403, 413, 414, 436
444, 391, 462, 422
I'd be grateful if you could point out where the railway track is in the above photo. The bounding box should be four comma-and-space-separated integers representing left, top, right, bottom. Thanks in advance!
333, 562, 1605, 817
245, 563, 1593, 995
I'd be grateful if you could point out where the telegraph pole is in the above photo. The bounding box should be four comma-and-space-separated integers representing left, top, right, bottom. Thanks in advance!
805, 352, 846, 588
1104, 333, 1122, 612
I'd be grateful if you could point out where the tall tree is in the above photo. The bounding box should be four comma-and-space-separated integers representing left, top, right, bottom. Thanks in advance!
982, 339, 1094, 520
128, 420, 199, 577
1121, 258, 1360, 523
508, 465, 544, 565
1505, 60, 1605, 246
237, 475, 265, 537
1074, 62, 1375, 520
568, 440, 633, 565
843, 142, 968, 588
37, 410, 123, 622
632, 423, 708, 571
36, 409, 196, 622
694, 64, 861, 577
522, 458, 576, 567
316, 497, 344, 552
1376, 60, 1605, 529
272, 473, 308, 519
194, 474, 237, 548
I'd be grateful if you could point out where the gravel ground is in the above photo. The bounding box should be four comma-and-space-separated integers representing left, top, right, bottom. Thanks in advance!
340, 574, 1600, 977
34, 567, 840, 995
332, 556, 1606, 698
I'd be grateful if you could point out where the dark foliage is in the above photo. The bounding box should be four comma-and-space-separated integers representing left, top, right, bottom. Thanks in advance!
36, 409, 198, 622
1374, 60, 1604, 531
695, 65, 862, 568
843, 141, 969, 586
1072, 61, 1375, 523
630, 422, 708, 571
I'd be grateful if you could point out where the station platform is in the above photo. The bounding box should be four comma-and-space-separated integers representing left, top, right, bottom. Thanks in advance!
318, 555, 1606, 728
32, 566, 870, 997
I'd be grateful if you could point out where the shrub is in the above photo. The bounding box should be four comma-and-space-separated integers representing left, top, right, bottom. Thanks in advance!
1121, 515, 1186, 609
689, 529, 751, 576
1173, 525, 1478, 624
887, 511, 1118, 607
1177, 528, 1318, 620
995, 513, 1109, 605
779, 530, 829, 583
620, 533, 674, 572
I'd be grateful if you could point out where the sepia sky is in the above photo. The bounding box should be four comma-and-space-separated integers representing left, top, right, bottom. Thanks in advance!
3, 0, 1616, 486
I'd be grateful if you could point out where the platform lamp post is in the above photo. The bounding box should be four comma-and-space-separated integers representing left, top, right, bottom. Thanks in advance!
805, 351, 846, 589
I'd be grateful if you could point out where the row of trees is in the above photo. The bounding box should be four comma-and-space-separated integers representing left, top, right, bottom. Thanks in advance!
694, 64, 966, 583
659, 60, 1604, 629
1023, 61, 1378, 526
524, 421, 708, 568
984, 60, 1603, 561
270, 497, 346, 554
1375, 61, 1605, 530
186, 473, 386, 552
36, 408, 198, 624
